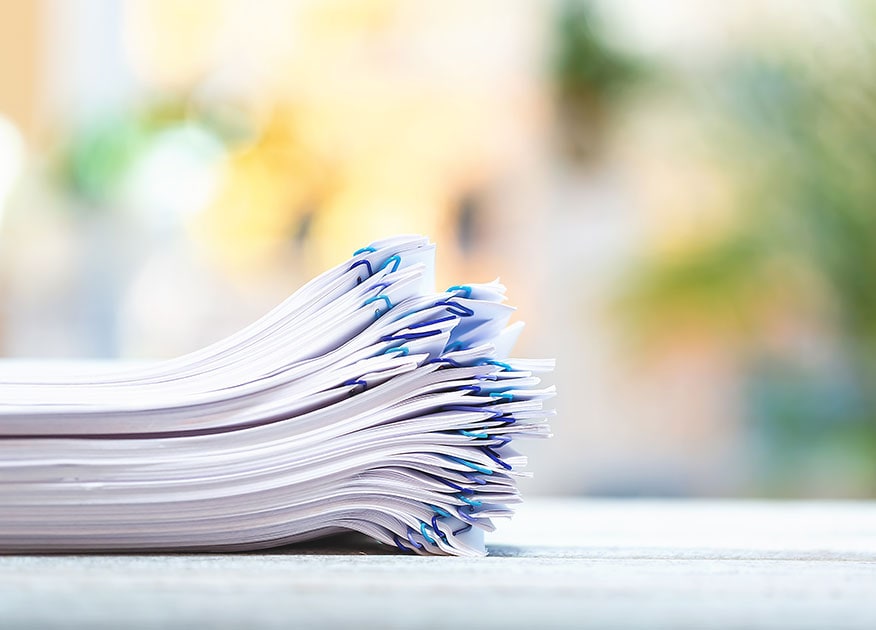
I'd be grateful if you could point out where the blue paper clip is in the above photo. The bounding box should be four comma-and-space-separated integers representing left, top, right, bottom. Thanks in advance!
429, 504, 452, 518
445, 455, 493, 475
459, 429, 489, 439
348, 259, 373, 279
381, 328, 441, 343
429, 474, 473, 495
458, 493, 482, 507
443, 404, 506, 420
370, 281, 392, 292
455, 506, 477, 524
409, 314, 457, 329
364, 294, 393, 317
431, 515, 447, 540
406, 527, 424, 549
491, 434, 512, 447
453, 523, 473, 536
478, 359, 512, 371
461, 471, 487, 485
420, 522, 437, 545
380, 254, 401, 273
481, 446, 513, 470
446, 285, 472, 299
434, 299, 474, 317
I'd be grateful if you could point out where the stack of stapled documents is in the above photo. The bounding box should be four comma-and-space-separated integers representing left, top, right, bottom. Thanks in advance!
0, 236, 554, 556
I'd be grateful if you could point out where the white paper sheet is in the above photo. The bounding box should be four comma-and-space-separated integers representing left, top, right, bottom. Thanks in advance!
0, 236, 554, 556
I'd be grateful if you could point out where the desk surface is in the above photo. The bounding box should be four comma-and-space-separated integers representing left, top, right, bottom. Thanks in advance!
3, 499, 876, 629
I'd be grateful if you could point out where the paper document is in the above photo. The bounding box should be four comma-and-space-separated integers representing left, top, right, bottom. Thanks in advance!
0, 235, 554, 556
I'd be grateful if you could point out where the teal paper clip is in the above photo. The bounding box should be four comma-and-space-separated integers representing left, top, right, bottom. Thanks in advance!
445, 455, 493, 475
459, 429, 490, 439
458, 494, 482, 507
380, 255, 401, 272
479, 359, 512, 371
364, 295, 393, 314
446, 285, 472, 298
420, 522, 437, 544
429, 504, 452, 518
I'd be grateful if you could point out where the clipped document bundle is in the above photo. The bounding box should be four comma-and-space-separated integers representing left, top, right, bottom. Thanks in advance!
0, 236, 554, 556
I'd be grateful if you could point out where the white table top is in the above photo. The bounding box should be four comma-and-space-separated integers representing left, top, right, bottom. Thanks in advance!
3, 499, 876, 629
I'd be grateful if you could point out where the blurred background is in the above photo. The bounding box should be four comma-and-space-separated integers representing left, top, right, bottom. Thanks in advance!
1, 0, 874, 498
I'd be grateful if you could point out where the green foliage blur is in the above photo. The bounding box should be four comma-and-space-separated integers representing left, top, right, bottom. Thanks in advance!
551, 0, 646, 161
55, 98, 251, 209
620, 3, 876, 494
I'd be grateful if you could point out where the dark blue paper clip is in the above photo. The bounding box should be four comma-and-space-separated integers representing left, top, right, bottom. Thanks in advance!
434, 299, 474, 317
452, 523, 473, 536
409, 314, 457, 329
381, 328, 442, 343
348, 259, 373, 284
431, 515, 447, 540
429, 474, 473, 495
393, 534, 410, 552
481, 446, 513, 470
406, 527, 424, 549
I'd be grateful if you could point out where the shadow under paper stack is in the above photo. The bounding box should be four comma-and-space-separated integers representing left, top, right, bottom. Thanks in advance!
0, 236, 554, 556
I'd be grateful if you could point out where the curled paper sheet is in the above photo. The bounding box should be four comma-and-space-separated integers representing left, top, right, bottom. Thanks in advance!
0, 236, 554, 556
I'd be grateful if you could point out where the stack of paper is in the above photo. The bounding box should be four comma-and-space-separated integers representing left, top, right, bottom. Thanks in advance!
0, 236, 554, 556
